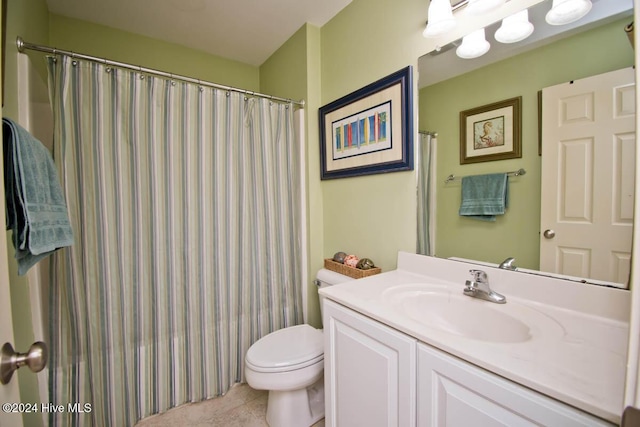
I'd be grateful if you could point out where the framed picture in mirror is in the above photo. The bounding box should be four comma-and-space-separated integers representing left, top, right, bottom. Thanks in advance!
319, 66, 413, 179
459, 96, 522, 164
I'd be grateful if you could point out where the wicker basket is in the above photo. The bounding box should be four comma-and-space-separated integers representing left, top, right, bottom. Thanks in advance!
324, 258, 381, 279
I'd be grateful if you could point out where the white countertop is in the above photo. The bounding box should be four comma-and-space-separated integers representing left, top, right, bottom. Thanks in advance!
319, 252, 630, 424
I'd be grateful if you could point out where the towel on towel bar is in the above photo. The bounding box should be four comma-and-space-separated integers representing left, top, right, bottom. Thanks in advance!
3, 117, 73, 275
459, 173, 509, 222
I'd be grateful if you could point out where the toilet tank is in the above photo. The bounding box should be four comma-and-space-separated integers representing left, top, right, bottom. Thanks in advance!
315, 268, 353, 319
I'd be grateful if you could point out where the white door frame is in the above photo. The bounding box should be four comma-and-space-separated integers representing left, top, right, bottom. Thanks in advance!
624, 0, 640, 410
0, 32, 25, 427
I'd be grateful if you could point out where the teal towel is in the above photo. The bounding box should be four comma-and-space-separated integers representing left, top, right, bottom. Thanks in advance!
459, 173, 509, 222
3, 118, 73, 275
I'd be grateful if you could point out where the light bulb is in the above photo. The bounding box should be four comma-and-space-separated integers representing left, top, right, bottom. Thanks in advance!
456, 28, 490, 59
545, 0, 592, 26
495, 9, 534, 43
423, 0, 457, 38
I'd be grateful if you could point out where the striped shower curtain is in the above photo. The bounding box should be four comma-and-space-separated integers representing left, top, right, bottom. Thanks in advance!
417, 132, 435, 256
46, 55, 303, 426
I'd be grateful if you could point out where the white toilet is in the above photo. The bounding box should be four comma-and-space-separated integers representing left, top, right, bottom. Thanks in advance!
245, 268, 352, 427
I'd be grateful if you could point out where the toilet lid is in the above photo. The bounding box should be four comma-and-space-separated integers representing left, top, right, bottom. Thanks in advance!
246, 324, 324, 373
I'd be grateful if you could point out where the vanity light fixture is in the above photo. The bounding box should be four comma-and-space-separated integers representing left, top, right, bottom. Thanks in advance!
545, 0, 592, 26
423, 0, 507, 39
466, 0, 506, 16
495, 9, 534, 43
423, 0, 457, 38
456, 28, 491, 58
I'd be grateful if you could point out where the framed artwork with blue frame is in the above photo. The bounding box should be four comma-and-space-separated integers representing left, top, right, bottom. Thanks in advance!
319, 66, 413, 180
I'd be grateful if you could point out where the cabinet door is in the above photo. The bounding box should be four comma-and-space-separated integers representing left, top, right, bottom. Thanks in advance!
417, 343, 614, 427
324, 300, 416, 427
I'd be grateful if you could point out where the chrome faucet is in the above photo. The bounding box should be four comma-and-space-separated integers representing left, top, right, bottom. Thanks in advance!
498, 257, 517, 270
463, 269, 506, 304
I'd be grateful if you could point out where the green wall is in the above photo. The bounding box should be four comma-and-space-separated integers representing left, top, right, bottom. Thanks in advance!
49, 14, 260, 91
259, 23, 325, 327
420, 17, 634, 270
319, 0, 431, 272
5, 0, 49, 119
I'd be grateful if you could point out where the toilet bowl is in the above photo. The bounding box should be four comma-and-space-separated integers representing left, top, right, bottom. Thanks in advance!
244, 268, 352, 427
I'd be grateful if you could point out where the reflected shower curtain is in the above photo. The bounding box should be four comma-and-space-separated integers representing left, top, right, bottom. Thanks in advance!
46, 55, 303, 426
417, 132, 435, 255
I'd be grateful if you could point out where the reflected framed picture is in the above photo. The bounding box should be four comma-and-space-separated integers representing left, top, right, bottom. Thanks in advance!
319, 66, 413, 180
459, 96, 522, 164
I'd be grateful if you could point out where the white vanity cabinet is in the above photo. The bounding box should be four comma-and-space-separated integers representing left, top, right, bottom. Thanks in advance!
417, 343, 614, 427
324, 299, 615, 427
323, 299, 417, 427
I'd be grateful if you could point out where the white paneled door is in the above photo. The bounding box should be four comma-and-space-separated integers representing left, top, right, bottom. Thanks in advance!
540, 67, 635, 285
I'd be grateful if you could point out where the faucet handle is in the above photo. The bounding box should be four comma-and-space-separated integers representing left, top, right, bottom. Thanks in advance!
469, 269, 487, 282
499, 257, 517, 270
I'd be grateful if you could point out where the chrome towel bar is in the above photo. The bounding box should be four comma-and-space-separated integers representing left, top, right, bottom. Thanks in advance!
444, 168, 526, 184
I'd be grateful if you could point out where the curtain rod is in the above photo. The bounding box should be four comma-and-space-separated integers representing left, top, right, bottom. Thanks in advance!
16, 36, 305, 107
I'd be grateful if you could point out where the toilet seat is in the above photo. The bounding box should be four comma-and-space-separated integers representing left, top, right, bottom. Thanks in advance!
246, 324, 324, 373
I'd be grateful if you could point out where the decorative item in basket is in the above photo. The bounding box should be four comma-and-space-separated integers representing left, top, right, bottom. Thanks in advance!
333, 251, 347, 263
343, 254, 359, 268
324, 256, 381, 279
356, 258, 376, 270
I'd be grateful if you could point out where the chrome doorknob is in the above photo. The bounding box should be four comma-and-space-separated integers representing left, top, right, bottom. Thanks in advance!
0, 342, 48, 385
543, 229, 556, 239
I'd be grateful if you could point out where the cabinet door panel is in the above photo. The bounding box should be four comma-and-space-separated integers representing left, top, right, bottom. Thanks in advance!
417, 343, 614, 427
430, 370, 537, 426
324, 300, 416, 427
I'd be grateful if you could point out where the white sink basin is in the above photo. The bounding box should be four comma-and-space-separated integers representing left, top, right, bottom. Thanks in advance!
381, 284, 564, 343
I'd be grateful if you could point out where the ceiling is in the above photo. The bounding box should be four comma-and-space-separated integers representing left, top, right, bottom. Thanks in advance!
419, 0, 634, 88
45, 0, 353, 66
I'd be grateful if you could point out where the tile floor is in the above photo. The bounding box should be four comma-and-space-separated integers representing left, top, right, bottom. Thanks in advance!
135, 383, 325, 427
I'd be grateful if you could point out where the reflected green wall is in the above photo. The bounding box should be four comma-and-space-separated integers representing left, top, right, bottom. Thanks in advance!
419, 17, 634, 269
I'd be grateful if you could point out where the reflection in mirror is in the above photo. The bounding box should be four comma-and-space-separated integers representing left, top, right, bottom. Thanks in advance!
417, 0, 634, 288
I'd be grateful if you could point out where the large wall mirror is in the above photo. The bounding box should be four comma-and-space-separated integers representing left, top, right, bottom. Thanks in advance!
418, 0, 635, 288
